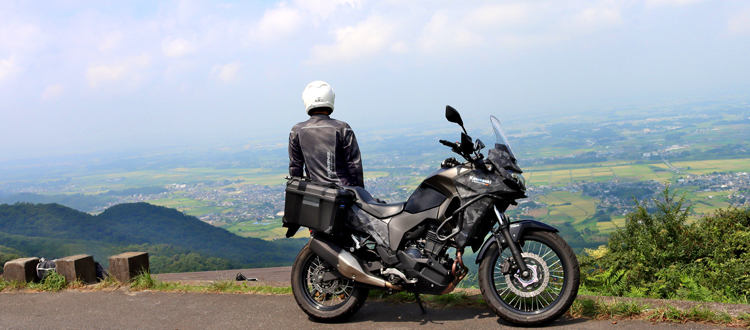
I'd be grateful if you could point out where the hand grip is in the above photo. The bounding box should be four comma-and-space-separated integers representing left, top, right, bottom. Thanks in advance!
439, 139, 458, 148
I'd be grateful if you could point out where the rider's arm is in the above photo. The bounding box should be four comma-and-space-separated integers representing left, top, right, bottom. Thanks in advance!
288, 128, 304, 177
342, 125, 364, 188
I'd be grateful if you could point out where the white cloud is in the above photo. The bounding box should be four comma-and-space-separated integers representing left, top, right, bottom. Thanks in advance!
727, 7, 750, 37
420, 12, 483, 52
565, 6, 623, 31
211, 61, 241, 83
98, 32, 124, 52
41, 84, 64, 99
86, 55, 151, 88
248, 3, 304, 41
310, 16, 400, 62
466, 4, 531, 29
0, 22, 44, 52
418, 2, 626, 54
645, 0, 706, 6
162, 37, 197, 58
0, 56, 21, 83
294, 0, 361, 18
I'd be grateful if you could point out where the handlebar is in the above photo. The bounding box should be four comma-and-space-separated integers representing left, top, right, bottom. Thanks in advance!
439, 139, 458, 149
439, 138, 484, 163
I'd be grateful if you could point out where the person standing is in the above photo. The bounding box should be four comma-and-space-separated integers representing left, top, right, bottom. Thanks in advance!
288, 81, 364, 188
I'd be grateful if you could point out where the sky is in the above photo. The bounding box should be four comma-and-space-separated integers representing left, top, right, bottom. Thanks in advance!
1, 0, 749, 161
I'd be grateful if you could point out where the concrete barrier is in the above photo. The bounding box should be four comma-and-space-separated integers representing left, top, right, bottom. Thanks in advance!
3, 257, 40, 283
56, 255, 97, 284
109, 252, 149, 283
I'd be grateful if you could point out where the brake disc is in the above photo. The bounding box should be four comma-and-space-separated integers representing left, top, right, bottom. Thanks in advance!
504, 252, 550, 298
310, 262, 347, 295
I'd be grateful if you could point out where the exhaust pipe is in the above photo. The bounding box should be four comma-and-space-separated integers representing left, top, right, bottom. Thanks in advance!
309, 237, 402, 291
442, 249, 469, 294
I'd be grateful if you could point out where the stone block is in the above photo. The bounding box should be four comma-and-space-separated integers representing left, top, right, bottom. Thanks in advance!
3, 257, 40, 283
56, 254, 97, 284
108, 252, 149, 283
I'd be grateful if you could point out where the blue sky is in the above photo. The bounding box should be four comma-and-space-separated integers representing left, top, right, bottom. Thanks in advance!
1, 0, 749, 160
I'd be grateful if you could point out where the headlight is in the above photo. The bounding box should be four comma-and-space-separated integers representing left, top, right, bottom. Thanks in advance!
513, 173, 526, 189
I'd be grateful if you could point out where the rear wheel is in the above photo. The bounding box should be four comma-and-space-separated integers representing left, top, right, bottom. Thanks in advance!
478, 230, 579, 326
291, 244, 369, 322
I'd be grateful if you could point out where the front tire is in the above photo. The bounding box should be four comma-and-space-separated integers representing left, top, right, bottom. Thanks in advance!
291, 244, 369, 322
478, 230, 579, 326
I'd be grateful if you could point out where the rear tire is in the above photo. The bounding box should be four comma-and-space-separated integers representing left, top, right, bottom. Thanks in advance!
291, 244, 369, 322
478, 230, 579, 326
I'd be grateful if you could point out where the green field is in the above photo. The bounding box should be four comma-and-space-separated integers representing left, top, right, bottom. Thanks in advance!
534, 191, 612, 230
219, 218, 310, 241
522, 158, 750, 232
671, 159, 750, 175
67, 167, 288, 193
526, 163, 679, 186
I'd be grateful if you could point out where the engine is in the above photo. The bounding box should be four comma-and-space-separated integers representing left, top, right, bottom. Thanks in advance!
403, 225, 452, 269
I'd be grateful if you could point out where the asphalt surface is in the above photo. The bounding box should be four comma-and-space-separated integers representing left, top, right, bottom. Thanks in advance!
0, 290, 732, 330
154, 267, 750, 317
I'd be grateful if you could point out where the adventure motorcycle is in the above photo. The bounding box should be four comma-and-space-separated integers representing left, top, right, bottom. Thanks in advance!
282, 106, 579, 325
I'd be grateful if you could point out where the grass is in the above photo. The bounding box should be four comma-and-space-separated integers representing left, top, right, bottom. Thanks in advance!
0, 271, 79, 292
569, 298, 648, 319
570, 298, 750, 328
647, 305, 732, 324
128, 272, 293, 295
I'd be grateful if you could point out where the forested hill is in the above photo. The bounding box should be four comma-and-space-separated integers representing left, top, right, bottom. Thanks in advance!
0, 202, 306, 273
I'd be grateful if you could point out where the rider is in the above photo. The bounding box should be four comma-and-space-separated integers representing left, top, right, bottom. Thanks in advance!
288, 80, 365, 188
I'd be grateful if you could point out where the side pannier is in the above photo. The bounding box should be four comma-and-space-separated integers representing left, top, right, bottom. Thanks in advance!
283, 177, 353, 237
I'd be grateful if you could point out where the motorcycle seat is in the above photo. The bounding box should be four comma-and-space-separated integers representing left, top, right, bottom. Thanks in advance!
346, 186, 405, 219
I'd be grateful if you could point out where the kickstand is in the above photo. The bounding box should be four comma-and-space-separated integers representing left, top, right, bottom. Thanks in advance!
414, 293, 426, 314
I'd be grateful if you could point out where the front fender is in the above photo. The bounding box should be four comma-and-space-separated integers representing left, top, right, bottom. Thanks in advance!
474, 220, 559, 264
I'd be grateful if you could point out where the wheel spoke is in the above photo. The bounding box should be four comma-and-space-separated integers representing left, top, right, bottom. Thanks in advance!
302, 255, 355, 310
488, 235, 571, 315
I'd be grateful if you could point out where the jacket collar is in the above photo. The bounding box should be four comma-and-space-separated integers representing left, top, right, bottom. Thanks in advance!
310, 114, 331, 119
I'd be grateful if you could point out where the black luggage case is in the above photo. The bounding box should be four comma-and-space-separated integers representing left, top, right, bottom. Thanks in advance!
283, 177, 353, 236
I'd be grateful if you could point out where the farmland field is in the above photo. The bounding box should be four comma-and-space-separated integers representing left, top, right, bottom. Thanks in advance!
525, 162, 679, 186
220, 218, 310, 240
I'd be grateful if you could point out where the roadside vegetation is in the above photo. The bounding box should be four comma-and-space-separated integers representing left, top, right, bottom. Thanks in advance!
579, 187, 750, 304
569, 298, 750, 328
0, 271, 292, 295
0, 271, 78, 292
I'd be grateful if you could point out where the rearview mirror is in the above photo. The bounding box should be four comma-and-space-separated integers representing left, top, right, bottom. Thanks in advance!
475, 139, 485, 151
445, 105, 463, 127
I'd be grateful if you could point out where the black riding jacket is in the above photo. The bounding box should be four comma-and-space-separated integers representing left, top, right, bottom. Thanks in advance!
288, 114, 364, 188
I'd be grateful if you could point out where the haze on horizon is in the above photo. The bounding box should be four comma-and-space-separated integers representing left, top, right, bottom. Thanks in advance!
1, 0, 749, 161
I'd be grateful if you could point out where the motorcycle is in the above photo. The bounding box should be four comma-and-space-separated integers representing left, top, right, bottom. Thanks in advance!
283, 106, 579, 325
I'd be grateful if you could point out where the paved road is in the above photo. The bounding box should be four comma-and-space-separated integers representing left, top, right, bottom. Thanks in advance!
153, 267, 750, 317
0, 290, 728, 330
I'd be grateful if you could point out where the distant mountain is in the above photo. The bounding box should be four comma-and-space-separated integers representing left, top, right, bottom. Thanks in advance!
0, 202, 307, 273
0, 187, 170, 214
0, 193, 110, 213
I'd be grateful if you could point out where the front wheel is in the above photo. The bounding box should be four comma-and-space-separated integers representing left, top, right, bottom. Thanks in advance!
478, 230, 579, 326
291, 243, 369, 322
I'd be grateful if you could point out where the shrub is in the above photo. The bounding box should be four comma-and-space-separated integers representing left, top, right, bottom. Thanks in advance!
581, 186, 750, 303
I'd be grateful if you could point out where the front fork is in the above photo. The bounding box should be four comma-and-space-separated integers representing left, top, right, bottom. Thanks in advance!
492, 206, 531, 279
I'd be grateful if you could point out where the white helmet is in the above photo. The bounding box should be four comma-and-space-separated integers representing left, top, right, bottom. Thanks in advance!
302, 80, 335, 115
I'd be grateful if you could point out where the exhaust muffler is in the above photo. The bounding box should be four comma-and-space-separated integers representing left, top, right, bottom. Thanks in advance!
309, 237, 402, 291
